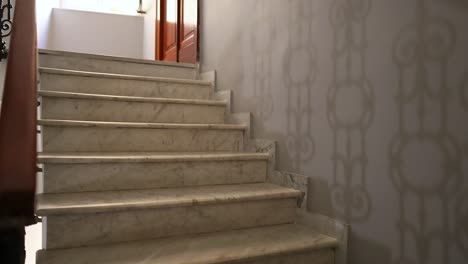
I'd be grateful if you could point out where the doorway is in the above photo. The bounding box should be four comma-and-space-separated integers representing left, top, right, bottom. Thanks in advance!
156, 0, 199, 64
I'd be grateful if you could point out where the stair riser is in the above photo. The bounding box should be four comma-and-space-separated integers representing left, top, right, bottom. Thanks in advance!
39, 54, 197, 79
42, 126, 244, 152
44, 199, 297, 249
242, 250, 334, 264
40, 73, 211, 100
42, 160, 267, 193
41, 97, 225, 124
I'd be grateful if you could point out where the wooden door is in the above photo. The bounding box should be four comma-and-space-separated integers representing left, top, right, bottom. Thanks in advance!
156, 0, 198, 63
178, 0, 198, 63
157, 0, 178, 62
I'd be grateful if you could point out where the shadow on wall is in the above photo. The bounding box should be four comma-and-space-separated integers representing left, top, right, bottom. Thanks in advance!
462, 74, 468, 111
283, 0, 316, 173
460, 73, 468, 260
327, 0, 374, 224
250, 0, 274, 125
444, 0, 468, 10
349, 231, 392, 264
390, 0, 468, 263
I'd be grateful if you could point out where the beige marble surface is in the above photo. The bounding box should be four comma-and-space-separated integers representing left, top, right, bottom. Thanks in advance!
40, 70, 212, 100
242, 250, 334, 264
39, 90, 224, 105
41, 91, 226, 124
44, 199, 297, 249
39, 50, 197, 79
41, 67, 209, 84
38, 152, 270, 163
37, 224, 337, 264
42, 159, 267, 193
37, 183, 301, 215
39, 49, 196, 69
40, 120, 245, 152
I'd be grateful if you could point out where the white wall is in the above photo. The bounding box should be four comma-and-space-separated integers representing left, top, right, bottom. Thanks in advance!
48, 8, 144, 58
36, 0, 60, 49
142, 0, 156, 60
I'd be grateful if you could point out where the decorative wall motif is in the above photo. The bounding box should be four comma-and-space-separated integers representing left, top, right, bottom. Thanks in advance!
460, 74, 468, 259
390, 0, 465, 262
283, 0, 316, 172
462, 74, 468, 109
327, 0, 373, 223
251, 0, 274, 122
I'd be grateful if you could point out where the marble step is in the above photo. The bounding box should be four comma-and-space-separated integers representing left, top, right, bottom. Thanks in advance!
37, 223, 337, 264
40, 119, 245, 153
40, 91, 226, 124
36, 183, 303, 249
39, 152, 270, 193
39, 49, 198, 79
39, 67, 212, 100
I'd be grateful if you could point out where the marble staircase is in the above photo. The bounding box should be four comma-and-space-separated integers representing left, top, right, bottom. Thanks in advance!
35, 50, 338, 264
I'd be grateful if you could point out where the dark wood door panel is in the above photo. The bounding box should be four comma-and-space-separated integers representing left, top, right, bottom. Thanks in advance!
178, 0, 198, 63
162, 0, 178, 62
156, 0, 198, 63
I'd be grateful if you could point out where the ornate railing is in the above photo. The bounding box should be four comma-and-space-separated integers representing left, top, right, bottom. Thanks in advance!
0, 0, 13, 61
0, 0, 37, 226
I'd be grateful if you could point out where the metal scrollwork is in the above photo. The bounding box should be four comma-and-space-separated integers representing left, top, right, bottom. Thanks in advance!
0, 0, 13, 61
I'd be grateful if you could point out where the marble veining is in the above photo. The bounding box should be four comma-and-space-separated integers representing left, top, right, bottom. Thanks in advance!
41, 95, 226, 124
36, 51, 338, 263
40, 68, 206, 85
40, 72, 212, 100
42, 160, 267, 193
37, 224, 337, 264
38, 152, 270, 163
37, 183, 301, 215
41, 122, 245, 153
40, 90, 226, 105
44, 199, 297, 249
39, 49, 196, 68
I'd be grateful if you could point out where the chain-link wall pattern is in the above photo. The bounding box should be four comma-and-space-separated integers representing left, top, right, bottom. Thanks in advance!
284, 0, 316, 172
327, 0, 374, 223
250, 0, 274, 122
390, 0, 465, 262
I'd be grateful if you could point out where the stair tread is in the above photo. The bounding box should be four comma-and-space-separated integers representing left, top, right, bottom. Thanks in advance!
38, 119, 247, 130
36, 183, 302, 216
39, 49, 197, 69
39, 90, 226, 106
37, 223, 337, 264
40, 67, 210, 85
38, 152, 269, 163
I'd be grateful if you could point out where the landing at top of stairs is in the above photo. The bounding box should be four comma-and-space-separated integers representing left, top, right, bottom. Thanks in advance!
39, 49, 197, 69
37, 223, 337, 264
39, 49, 199, 80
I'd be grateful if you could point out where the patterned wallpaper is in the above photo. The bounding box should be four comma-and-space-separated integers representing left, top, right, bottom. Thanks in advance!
201, 0, 468, 263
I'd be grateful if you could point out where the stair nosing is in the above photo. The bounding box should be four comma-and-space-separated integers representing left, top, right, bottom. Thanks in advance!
39, 67, 211, 86
36, 224, 338, 264
38, 119, 247, 131
36, 183, 302, 216
39, 49, 197, 69
39, 90, 226, 106
37, 152, 270, 164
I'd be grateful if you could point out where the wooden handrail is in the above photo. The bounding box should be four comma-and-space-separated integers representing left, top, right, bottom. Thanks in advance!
0, 0, 37, 226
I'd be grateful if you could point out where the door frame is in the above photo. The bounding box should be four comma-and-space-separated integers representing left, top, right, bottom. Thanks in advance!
155, 0, 200, 63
